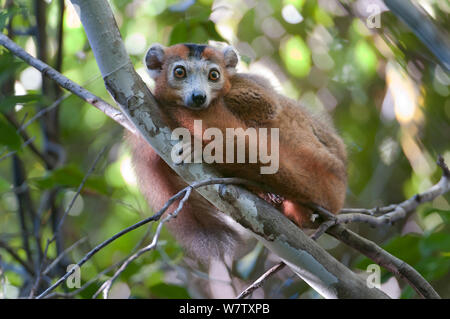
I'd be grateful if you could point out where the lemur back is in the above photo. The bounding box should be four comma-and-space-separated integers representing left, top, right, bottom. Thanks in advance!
127, 43, 347, 262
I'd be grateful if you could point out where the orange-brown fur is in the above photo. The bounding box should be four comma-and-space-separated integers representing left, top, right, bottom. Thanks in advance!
128, 43, 347, 261
128, 134, 240, 263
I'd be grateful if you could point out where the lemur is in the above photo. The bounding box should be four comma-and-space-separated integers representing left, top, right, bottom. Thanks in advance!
127, 43, 347, 264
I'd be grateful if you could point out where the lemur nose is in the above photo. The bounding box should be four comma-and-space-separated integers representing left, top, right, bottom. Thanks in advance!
192, 90, 206, 106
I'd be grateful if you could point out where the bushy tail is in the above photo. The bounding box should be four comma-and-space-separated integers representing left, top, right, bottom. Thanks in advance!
125, 132, 242, 264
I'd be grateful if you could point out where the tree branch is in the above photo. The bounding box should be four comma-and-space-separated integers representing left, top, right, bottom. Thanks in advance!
327, 225, 440, 299
245, 159, 447, 300
93, 184, 194, 299
236, 262, 286, 299
383, 0, 450, 71
305, 158, 449, 300
36, 178, 252, 299
0, 239, 35, 276
66, 0, 389, 299
4, 112, 54, 168
316, 156, 449, 230
0, 33, 135, 134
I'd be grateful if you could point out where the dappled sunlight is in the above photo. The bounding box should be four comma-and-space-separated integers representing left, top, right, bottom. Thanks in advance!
125, 33, 147, 55
66, 0, 81, 28
385, 62, 420, 125
281, 4, 304, 24
382, 61, 438, 181
281, 35, 311, 78
400, 132, 432, 176
63, 189, 85, 217
120, 155, 138, 188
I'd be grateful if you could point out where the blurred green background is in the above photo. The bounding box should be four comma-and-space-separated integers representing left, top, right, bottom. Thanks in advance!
0, 0, 449, 299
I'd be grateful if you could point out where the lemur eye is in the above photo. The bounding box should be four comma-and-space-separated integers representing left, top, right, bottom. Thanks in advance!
173, 66, 186, 78
209, 69, 220, 81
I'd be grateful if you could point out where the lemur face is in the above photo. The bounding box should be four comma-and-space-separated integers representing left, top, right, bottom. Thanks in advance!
145, 43, 238, 110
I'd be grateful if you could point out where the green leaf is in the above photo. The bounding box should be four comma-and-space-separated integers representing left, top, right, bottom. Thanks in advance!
281, 36, 312, 78
0, 12, 8, 31
0, 7, 19, 32
356, 234, 423, 270
31, 165, 109, 195
237, 9, 260, 42
0, 175, 11, 192
423, 207, 450, 224
236, 242, 264, 280
420, 232, 450, 257
0, 52, 23, 87
415, 255, 450, 283
169, 21, 189, 44
382, 234, 422, 264
149, 283, 190, 299
202, 20, 224, 42
144, 270, 164, 288
0, 94, 42, 113
0, 114, 21, 151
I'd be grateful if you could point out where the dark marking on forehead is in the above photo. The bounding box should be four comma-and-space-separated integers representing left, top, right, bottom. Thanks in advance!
184, 43, 207, 59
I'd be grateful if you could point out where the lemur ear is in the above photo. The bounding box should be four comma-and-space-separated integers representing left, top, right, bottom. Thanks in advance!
222, 46, 239, 73
144, 43, 166, 79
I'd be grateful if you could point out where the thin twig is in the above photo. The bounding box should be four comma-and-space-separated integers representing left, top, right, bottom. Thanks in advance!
43, 237, 87, 276
95, 177, 258, 298
19, 93, 69, 132
0, 137, 37, 162
339, 205, 397, 216
237, 203, 336, 298
93, 187, 194, 299
236, 262, 286, 299
46, 221, 154, 299
18, 70, 104, 132
310, 220, 336, 241
0, 33, 135, 134
44, 259, 123, 299
0, 240, 35, 276
305, 158, 448, 299
35, 178, 251, 299
29, 146, 108, 298
44, 246, 144, 299
315, 156, 449, 231
4, 113, 54, 168
52, 146, 108, 242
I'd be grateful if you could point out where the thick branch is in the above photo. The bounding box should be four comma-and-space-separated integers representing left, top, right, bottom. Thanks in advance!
384, 0, 450, 71
307, 158, 449, 300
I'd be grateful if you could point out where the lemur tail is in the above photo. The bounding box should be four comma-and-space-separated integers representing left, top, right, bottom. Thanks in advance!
126, 133, 242, 264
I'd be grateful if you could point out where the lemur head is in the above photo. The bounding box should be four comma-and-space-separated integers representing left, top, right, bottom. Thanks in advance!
144, 43, 238, 110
